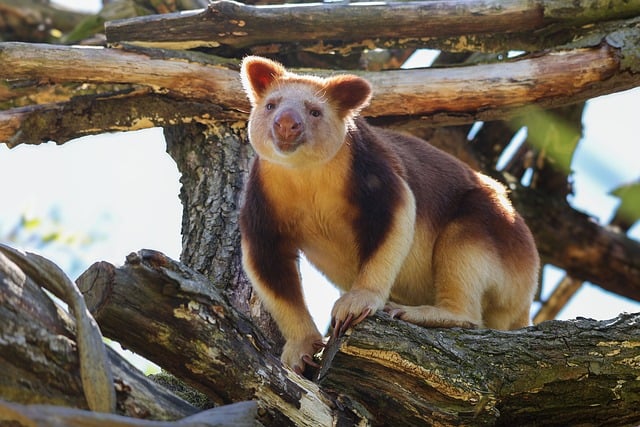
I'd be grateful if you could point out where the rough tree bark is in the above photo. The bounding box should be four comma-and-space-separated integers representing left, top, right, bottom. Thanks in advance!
104, 0, 640, 54
0, 251, 198, 420
73, 249, 640, 426
77, 250, 366, 426
1, 39, 638, 136
162, 122, 281, 343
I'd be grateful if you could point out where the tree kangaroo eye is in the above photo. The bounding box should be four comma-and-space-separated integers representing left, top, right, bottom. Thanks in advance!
310, 109, 321, 117
266, 103, 275, 110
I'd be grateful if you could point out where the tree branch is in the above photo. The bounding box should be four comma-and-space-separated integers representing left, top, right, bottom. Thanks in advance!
0, 42, 241, 107
0, 400, 258, 427
76, 250, 367, 426
0, 250, 200, 420
0, 93, 228, 147
1, 37, 639, 145
319, 312, 640, 426
76, 249, 640, 426
104, 0, 640, 53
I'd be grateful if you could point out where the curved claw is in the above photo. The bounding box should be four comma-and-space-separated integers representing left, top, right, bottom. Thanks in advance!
331, 308, 373, 340
338, 312, 354, 337
302, 354, 321, 369
331, 316, 344, 340
331, 313, 353, 340
353, 307, 372, 325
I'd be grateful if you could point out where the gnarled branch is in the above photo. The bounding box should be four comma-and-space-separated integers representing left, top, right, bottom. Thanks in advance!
76, 249, 640, 426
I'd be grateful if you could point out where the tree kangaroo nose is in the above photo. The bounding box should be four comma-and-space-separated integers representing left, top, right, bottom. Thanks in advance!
274, 109, 303, 141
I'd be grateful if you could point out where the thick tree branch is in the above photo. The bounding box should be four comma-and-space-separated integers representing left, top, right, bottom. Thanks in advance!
1, 37, 639, 145
0, 93, 229, 147
319, 312, 640, 426
104, 0, 640, 53
0, 43, 241, 108
76, 250, 367, 426
76, 249, 640, 426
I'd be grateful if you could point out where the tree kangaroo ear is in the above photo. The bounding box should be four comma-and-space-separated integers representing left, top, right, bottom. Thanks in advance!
241, 56, 287, 106
324, 75, 372, 117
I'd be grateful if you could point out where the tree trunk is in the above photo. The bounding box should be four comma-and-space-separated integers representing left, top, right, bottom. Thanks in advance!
163, 122, 284, 350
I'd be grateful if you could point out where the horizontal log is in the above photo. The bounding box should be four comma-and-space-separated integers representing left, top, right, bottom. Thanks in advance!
104, 0, 640, 52
0, 93, 233, 147
0, 43, 240, 107
1, 39, 638, 146
106, 0, 543, 50
363, 45, 627, 118
318, 311, 640, 426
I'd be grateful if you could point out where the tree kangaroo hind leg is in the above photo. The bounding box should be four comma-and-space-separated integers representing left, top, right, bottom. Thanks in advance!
386, 220, 500, 329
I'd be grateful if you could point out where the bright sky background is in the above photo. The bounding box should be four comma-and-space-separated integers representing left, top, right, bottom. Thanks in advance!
2, 1, 639, 370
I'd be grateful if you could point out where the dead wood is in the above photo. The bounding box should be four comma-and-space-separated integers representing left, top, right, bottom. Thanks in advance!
76, 250, 367, 426
104, 0, 640, 53
0, 399, 258, 427
0, 250, 201, 421
1, 37, 639, 146
0, 244, 115, 413
75, 249, 640, 426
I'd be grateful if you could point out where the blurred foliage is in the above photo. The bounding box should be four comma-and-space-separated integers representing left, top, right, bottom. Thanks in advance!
0, 208, 104, 278
61, 0, 155, 44
512, 106, 582, 178
611, 180, 640, 230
